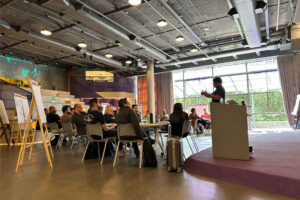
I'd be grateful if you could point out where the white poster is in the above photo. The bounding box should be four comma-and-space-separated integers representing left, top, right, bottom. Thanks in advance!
0, 100, 9, 124
14, 93, 30, 124
30, 79, 47, 123
292, 94, 300, 116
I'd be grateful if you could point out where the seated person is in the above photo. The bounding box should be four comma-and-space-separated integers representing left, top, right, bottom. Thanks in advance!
201, 108, 211, 120
116, 98, 146, 158
72, 104, 86, 136
170, 103, 188, 137
159, 108, 169, 121
104, 105, 116, 124
47, 106, 62, 129
132, 104, 141, 122
189, 108, 199, 128
199, 108, 211, 129
60, 105, 72, 124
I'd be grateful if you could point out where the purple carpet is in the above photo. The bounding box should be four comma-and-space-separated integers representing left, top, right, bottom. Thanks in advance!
183, 133, 300, 199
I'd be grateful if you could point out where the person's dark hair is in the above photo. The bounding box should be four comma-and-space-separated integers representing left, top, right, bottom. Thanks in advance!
213, 77, 222, 84
170, 103, 185, 122
191, 108, 195, 112
118, 98, 127, 108
62, 105, 70, 114
132, 104, 137, 109
89, 98, 98, 108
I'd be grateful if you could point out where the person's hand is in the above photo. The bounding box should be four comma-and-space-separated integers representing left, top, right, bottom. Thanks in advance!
201, 91, 208, 96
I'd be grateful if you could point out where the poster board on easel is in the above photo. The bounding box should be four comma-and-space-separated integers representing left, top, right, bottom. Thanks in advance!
16, 76, 53, 172
10, 93, 35, 148
0, 100, 11, 146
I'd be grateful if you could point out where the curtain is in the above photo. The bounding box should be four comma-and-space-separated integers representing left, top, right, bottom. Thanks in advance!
137, 76, 157, 117
138, 72, 174, 117
156, 72, 174, 115
277, 55, 300, 126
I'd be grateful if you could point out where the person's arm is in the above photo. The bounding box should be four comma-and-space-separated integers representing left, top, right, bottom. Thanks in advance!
201, 91, 220, 100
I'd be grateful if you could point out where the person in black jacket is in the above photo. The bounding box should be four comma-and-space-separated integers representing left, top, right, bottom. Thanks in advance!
47, 106, 62, 129
170, 103, 189, 137
72, 104, 86, 136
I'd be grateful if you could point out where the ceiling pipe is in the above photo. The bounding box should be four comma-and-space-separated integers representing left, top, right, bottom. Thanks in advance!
157, 44, 290, 68
68, 0, 169, 62
276, 0, 280, 31
232, 0, 262, 48
226, 0, 245, 40
264, 0, 270, 40
0, 19, 124, 69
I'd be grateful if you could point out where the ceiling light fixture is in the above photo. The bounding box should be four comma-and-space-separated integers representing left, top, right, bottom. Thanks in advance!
78, 42, 87, 48
128, 0, 141, 6
105, 54, 113, 58
204, 27, 210, 31
141, 65, 147, 69
190, 48, 198, 53
40, 29, 52, 36
126, 60, 132, 64
176, 35, 184, 42
157, 19, 168, 27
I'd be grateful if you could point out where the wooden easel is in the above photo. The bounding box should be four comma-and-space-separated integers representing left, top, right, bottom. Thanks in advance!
16, 76, 53, 172
0, 121, 11, 146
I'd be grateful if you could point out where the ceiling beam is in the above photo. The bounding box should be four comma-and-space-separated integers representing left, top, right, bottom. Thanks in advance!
0, 0, 15, 8
0, 40, 28, 50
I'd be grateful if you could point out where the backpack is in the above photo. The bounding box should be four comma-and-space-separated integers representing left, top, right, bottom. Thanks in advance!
143, 139, 157, 167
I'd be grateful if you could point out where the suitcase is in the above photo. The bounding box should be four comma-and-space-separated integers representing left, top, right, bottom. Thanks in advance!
167, 138, 183, 172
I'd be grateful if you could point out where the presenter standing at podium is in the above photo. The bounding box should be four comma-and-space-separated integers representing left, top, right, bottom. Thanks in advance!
201, 77, 226, 103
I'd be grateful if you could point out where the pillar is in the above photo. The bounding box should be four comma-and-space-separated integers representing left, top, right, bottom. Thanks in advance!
147, 60, 155, 121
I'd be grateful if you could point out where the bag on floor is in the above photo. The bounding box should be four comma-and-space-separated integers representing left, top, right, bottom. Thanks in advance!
143, 139, 157, 167
50, 135, 60, 146
167, 138, 183, 172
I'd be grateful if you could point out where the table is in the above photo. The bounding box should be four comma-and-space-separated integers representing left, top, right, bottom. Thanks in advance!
140, 121, 169, 153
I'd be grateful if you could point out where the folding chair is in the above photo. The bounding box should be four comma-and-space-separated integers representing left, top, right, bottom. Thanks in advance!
61, 122, 77, 149
113, 123, 144, 168
47, 122, 61, 148
181, 120, 199, 153
81, 123, 114, 165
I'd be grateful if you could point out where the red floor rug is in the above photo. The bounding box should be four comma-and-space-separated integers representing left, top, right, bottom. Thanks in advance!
184, 133, 300, 199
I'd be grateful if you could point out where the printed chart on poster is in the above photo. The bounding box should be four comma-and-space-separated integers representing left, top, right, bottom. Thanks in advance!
187, 104, 208, 117
30, 79, 46, 123
292, 94, 300, 116
14, 93, 30, 124
0, 100, 9, 124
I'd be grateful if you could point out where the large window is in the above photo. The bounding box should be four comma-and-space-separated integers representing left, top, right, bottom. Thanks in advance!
173, 57, 288, 129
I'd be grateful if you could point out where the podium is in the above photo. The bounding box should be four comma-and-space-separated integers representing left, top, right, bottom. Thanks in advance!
210, 103, 250, 161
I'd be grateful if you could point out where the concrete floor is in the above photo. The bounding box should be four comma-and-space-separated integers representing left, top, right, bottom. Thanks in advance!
0, 135, 294, 200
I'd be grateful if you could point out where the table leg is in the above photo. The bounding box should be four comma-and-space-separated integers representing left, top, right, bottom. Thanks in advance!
154, 128, 164, 153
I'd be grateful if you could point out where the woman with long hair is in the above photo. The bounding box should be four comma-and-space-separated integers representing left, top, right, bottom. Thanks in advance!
170, 103, 188, 137
104, 105, 115, 123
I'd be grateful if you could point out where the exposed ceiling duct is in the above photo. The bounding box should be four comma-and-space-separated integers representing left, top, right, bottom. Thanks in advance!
0, 19, 123, 69
63, 1, 168, 63
157, 43, 291, 68
228, 0, 263, 48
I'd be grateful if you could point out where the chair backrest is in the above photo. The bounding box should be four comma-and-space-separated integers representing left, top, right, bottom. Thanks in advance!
86, 123, 103, 138
61, 122, 75, 134
47, 122, 59, 131
181, 120, 192, 137
117, 123, 136, 139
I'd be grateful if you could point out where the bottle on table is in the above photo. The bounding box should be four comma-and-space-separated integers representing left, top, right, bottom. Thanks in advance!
146, 113, 150, 125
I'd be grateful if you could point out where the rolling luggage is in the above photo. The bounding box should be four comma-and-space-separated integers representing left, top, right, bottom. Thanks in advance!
167, 138, 183, 172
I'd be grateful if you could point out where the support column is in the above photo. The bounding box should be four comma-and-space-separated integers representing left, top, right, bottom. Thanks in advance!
147, 60, 155, 121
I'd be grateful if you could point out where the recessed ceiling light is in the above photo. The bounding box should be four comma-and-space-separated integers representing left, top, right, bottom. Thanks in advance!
126, 60, 132, 64
128, 0, 141, 6
190, 48, 198, 53
105, 54, 113, 58
157, 19, 167, 27
141, 65, 147, 69
78, 42, 87, 48
176, 35, 184, 42
40, 29, 52, 36
204, 27, 210, 31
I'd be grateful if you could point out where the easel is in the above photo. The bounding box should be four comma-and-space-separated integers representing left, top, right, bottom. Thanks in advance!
0, 121, 12, 146
16, 76, 53, 172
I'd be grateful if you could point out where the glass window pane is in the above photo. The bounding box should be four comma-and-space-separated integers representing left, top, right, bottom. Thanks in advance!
174, 81, 184, 98
268, 92, 285, 113
253, 93, 268, 113
247, 58, 277, 72
248, 73, 267, 92
184, 67, 212, 79
213, 63, 246, 76
267, 71, 281, 92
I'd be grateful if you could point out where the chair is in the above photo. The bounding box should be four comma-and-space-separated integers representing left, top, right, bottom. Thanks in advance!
47, 122, 61, 148
81, 123, 114, 165
113, 123, 144, 168
181, 120, 199, 153
60, 122, 77, 149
